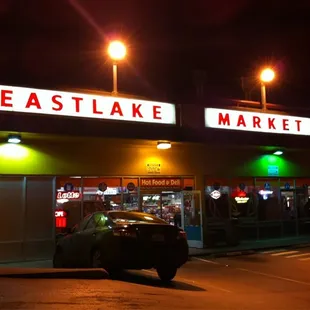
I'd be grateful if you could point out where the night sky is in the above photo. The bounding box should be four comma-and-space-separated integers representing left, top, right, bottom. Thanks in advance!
1, 0, 310, 106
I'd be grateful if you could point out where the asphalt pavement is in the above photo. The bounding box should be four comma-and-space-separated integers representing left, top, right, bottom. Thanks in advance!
0, 247, 310, 309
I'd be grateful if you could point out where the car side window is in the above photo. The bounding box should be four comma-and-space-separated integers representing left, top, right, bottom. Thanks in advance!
95, 213, 113, 228
84, 215, 97, 230
78, 214, 92, 231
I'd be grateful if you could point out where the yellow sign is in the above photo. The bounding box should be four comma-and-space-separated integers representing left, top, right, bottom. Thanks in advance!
146, 163, 161, 174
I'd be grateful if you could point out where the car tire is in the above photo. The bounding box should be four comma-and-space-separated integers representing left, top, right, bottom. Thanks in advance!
53, 247, 64, 268
91, 248, 103, 268
156, 266, 177, 282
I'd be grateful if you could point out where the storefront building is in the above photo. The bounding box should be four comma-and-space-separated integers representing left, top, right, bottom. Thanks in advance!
1, 84, 310, 262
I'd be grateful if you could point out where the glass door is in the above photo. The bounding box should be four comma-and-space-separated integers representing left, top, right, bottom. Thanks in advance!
181, 191, 203, 248
161, 191, 182, 226
141, 191, 162, 218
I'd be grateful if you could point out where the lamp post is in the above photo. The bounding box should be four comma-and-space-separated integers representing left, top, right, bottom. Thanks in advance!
107, 40, 127, 95
260, 68, 275, 111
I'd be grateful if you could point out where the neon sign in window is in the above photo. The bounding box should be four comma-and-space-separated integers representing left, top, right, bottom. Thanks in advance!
258, 190, 273, 200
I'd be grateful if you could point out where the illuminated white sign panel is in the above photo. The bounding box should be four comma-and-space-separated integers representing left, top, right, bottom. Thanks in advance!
235, 197, 249, 204
0, 85, 176, 125
205, 108, 310, 136
210, 190, 221, 199
258, 190, 273, 200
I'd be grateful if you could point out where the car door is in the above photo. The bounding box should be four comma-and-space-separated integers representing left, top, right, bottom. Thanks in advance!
74, 214, 100, 266
68, 215, 92, 266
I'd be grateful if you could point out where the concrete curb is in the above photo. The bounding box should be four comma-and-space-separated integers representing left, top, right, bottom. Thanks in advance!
0, 268, 109, 279
190, 242, 310, 259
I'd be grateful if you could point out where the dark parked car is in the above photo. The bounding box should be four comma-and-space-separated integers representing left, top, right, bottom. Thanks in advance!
53, 211, 189, 282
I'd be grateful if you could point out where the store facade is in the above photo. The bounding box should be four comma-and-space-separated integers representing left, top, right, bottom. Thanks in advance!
0, 84, 206, 262
1, 84, 310, 262
0, 135, 205, 262
203, 106, 310, 246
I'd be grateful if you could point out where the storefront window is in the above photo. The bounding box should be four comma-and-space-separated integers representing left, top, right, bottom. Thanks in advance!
255, 178, 281, 221
255, 178, 281, 239
139, 177, 192, 225
122, 178, 139, 211
162, 191, 182, 226
82, 177, 122, 214
142, 192, 161, 217
54, 176, 195, 235
205, 178, 230, 219
56, 177, 82, 232
230, 178, 256, 219
279, 179, 296, 220
295, 179, 310, 236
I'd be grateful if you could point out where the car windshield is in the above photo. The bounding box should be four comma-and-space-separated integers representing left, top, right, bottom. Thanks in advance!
108, 211, 168, 224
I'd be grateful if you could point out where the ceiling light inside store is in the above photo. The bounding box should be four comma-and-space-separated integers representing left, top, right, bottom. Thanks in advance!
157, 141, 171, 150
273, 150, 283, 155
7, 134, 21, 144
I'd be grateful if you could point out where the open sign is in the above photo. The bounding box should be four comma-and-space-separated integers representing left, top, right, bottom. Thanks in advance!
55, 210, 66, 218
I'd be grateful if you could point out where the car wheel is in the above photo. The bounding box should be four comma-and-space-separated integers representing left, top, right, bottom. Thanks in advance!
53, 248, 64, 268
91, 249, 102, 268
156, 266, 177, 282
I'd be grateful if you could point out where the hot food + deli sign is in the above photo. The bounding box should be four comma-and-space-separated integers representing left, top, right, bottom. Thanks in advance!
140, 178, 181, 187
0, 85, 176, 124
205, 108, 310, 135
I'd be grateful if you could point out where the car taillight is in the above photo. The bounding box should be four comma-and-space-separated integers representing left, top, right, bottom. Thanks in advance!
177, 230, 187, 240
113, 228, 137, 238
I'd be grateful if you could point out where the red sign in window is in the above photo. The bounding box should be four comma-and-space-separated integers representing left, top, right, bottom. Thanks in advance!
56, 217, 67, 228
55, 210, 67, 228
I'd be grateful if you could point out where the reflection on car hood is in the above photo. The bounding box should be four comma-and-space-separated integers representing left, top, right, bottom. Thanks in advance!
113, 220, 167, 225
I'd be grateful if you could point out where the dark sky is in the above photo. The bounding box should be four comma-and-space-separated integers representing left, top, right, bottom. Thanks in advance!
1, 0, 310, 106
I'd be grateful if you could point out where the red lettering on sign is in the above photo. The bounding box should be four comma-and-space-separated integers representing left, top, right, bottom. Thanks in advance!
237, 115, 246, 127
295, 120, 301, 131
72, 97, 83, 113
253, 116, 261, 128
268, 118, 276, 129
55, 210, 66, 217
1, 90, 13, 107
283, 119, 289, 131
218, 113, 230, 126
25, 93, 41, 109
153, 106, 161, 119
110, 101, 124, 116
132, 103, 143, 118
140, 178, 181, 187
92, 99, 103, 115
52, 95, 63, 111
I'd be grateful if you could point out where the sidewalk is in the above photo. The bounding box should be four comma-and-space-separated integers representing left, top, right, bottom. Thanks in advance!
189, 236, 310, 257
0, 260, 109, 278
0, 260, 53, 269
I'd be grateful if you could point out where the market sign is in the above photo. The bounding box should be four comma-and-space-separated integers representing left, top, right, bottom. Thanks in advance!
140, 178, 181, 187
205, 108, 310, 135
0, 85, 176, 125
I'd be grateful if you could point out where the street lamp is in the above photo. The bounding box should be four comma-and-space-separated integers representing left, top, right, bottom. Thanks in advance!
259, 68, 275, 111
107, 40, 127, 95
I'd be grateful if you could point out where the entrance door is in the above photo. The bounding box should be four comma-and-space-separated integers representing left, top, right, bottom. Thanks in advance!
181, 191, 203, 248
141, 191, 182, 225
